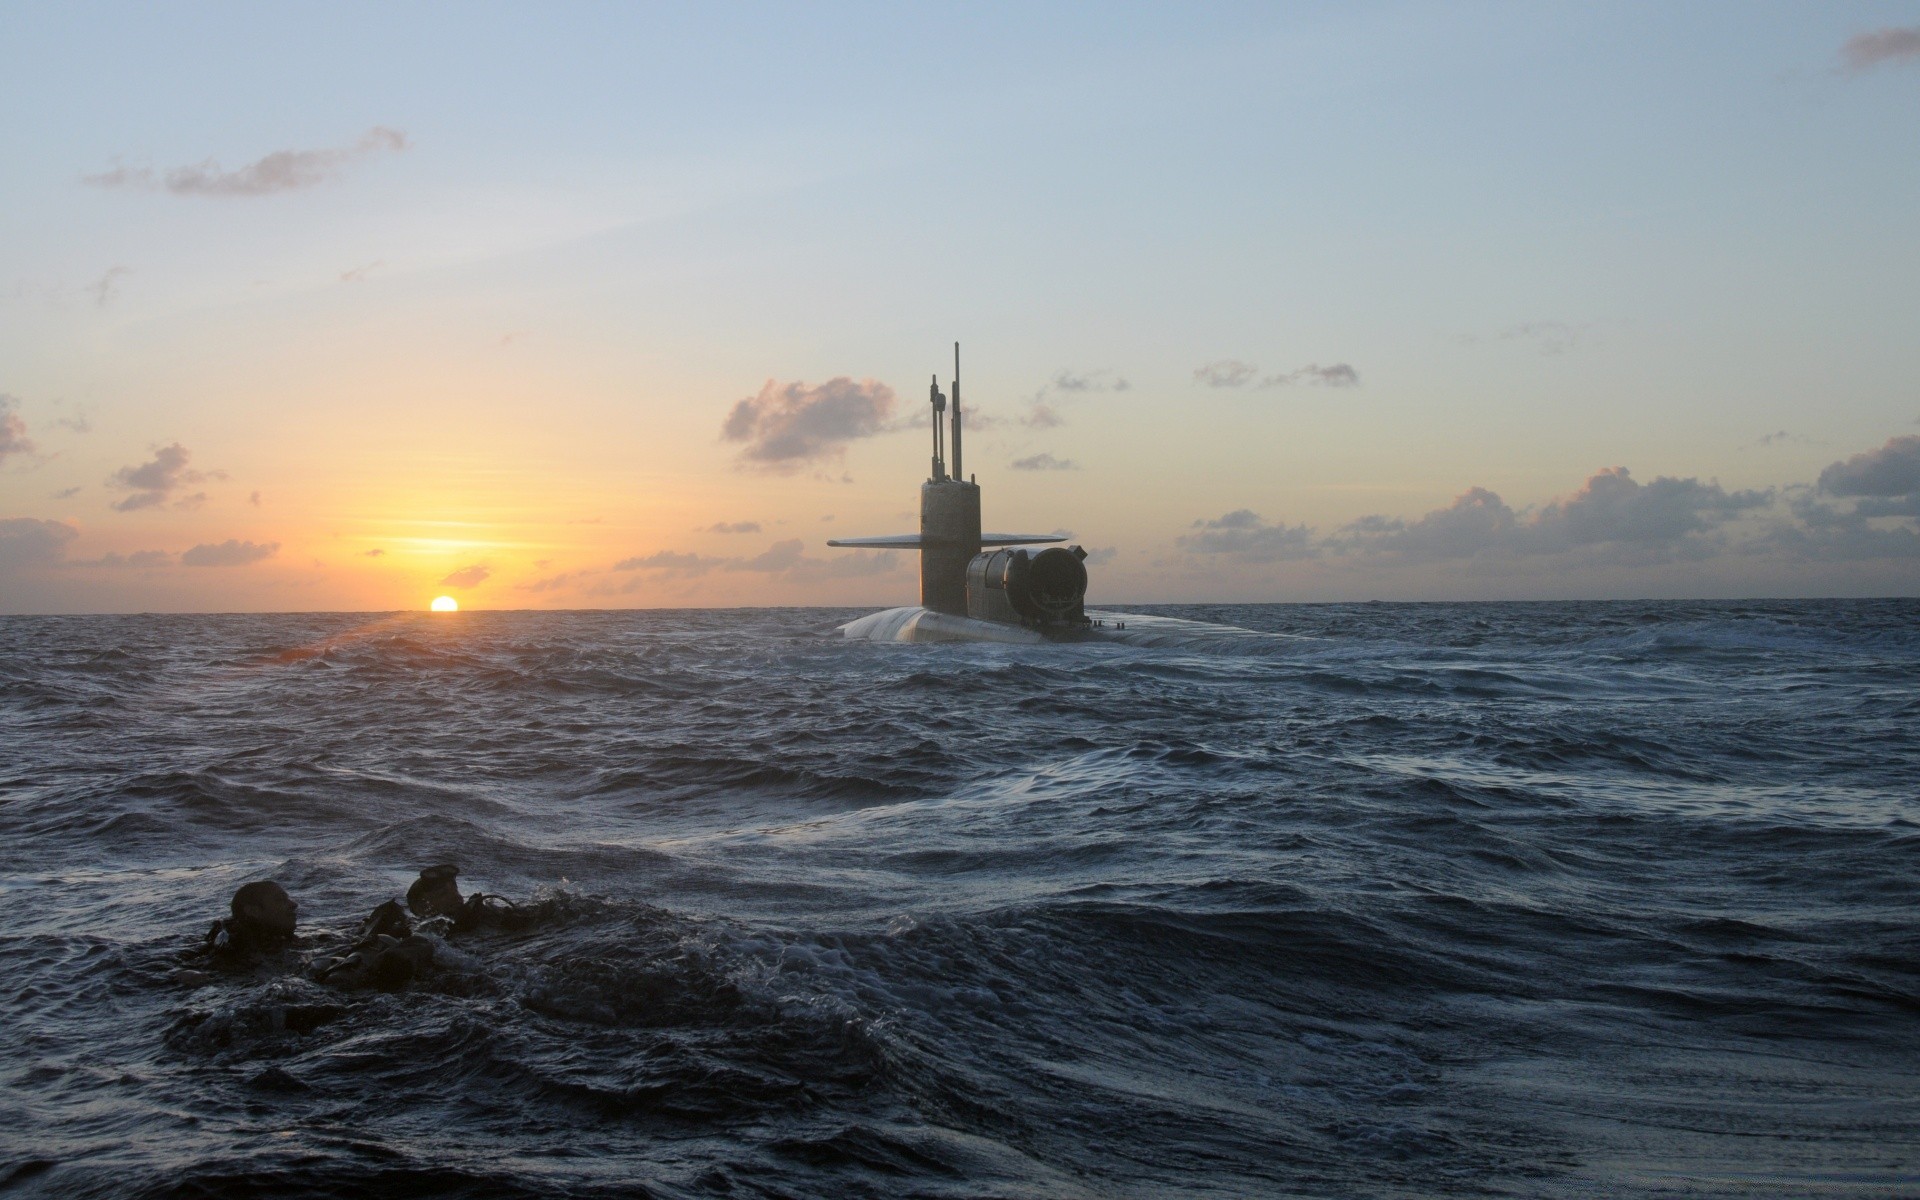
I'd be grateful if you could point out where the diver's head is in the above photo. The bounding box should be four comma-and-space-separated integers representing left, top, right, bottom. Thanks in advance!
407, 864, 463, 917
230, 880, 297, 945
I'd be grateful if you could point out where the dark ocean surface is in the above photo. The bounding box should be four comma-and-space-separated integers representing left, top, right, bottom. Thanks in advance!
2, 601, 1917, 1198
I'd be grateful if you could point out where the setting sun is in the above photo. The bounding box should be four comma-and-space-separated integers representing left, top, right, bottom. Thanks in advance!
430, 596, 459, 612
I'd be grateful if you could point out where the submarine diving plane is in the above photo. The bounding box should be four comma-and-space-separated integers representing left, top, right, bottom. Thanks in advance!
828, 345, 1102, 644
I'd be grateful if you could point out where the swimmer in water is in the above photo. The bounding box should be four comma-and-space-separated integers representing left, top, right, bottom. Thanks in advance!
406, 863, 520, 932
203, 880, 298, 957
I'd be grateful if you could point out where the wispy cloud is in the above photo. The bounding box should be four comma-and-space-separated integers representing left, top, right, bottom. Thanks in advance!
339, 261, 383, 284
85, 127, 409, 197
1011, 452, 1079, 471
0, 395, 35, 464
707, 521, 761, 534
722, 377, 896, 470
613, 540, 899, 583
1841, 26, 1920, 72
86, 266, 130, 307
181, 539, 278, 567
52, 486, 81, 500
1194, 360, 1359, 388
440, 563, 491, 588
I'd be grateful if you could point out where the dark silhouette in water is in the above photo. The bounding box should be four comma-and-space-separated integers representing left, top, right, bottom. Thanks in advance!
201, 880, 297, 958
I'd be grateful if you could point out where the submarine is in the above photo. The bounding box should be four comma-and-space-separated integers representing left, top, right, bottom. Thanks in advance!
828, 345, 1105, 644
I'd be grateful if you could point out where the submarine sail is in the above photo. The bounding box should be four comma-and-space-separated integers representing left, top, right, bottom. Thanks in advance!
828, 344, 1092, 643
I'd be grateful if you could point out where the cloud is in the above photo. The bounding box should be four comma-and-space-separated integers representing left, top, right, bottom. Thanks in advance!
107, 443, 212, 511
86, 266, 130, 307
181, 539, 278, 567
707, 521, 761, 534
0, 518, 78, 568
519, 570, 594, 594
1194, 360, 1258, 389
615, 540, 899, 581
1084, 546, 1118, 566
1817, 435, 1920, 498
85, 127, 410, 197
1011, 452, 1079, 471
1023, 403, 1065, 429
1048, 369, 1130, 394
722, 377, 896, 469
614, 550, 725, 577
1180, 510, 1319, 562
439, 563, 491, 588
1263, 363, 1359, 388
83, 549, 172, 568
0, 395, 34, 463
340, 262, 382, 284
249, 490, 262, 506
1842, 27, 1920, 71
362, 548, 385, 557
53, 413, 91, 434
1194, 360, 1359, 388
52, 486, 81, 499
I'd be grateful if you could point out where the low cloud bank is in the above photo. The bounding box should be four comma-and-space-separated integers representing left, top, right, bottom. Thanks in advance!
1186, 435, 1920, 571
1842, 27, 1920, 71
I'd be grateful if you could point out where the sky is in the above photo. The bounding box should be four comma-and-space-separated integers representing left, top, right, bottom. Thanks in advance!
2, 1, 1918, 613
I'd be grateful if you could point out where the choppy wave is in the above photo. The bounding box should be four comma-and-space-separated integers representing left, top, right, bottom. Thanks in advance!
1, 600, 1917, 1197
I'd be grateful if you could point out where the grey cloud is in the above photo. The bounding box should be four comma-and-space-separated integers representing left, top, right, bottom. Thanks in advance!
1084, 546, 1118, 566
362, 548, 385, 557
181, 539, 278, 567
519, 570, 594, 594
1194, 360, 1257, 388
0, 518, 78, 568
86, 266, 129, 307
1011, 453, 1078, 471
1842, 26, 1920, 71
616, 541, 900, 581
614, 550, 726, 577
107, 443, 209, 511
708, 521, 761, 534
86, 127, 409, 197
1023, 403, 1065, 429
722, 377, 896, 469
1262, 363, 1359, 388
1817, 435, 1920, 497
0, 395, 34, 463
1049, 369, 1129, 394
1195, 360, 1359, 388
1331, 469, 1771, 564
1179, 510, 1319, 562
439, 563, 490, 588
1500, 322, 1583, 355
83, 549, 172, 568
52, 486, 81, 499
340, 262, 382, 284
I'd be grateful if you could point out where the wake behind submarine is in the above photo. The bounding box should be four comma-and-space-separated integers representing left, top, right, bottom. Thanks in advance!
828, 345, 1111, 645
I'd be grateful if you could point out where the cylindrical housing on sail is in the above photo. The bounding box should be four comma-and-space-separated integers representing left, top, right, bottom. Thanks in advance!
919, 479, 980, 614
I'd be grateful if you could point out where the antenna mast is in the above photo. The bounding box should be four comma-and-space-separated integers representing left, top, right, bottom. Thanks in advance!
951, 342, 963, 482
929, 375, 946, 481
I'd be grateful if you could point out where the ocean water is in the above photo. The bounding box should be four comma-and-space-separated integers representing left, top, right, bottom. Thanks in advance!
1, 601, 1916, 1199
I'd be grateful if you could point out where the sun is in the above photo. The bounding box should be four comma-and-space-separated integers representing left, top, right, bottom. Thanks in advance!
430, 596, 459, 613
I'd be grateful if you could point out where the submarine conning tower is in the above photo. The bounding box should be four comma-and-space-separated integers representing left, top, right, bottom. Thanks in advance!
826, 343, 1080, 627
920, 343, 980, 615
